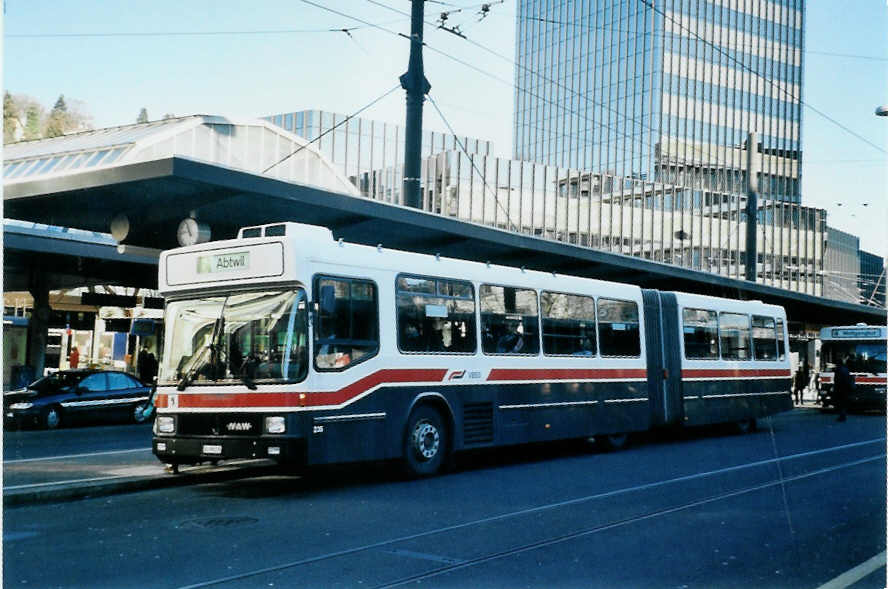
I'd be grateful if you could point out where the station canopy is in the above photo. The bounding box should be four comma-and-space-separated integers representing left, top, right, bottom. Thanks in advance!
3, 115, 359, 197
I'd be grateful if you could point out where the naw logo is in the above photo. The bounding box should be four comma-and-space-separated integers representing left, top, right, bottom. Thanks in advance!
226, 422, 253, 432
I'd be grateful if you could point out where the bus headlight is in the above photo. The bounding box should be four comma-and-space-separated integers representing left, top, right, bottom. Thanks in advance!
265, 416, 286, 434
156, 416, 175, 434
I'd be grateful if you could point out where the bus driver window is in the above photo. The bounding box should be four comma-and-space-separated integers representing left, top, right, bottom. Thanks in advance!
313, 277, 379, 370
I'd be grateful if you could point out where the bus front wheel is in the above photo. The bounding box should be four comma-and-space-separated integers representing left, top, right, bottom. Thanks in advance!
403, 405, 448, 478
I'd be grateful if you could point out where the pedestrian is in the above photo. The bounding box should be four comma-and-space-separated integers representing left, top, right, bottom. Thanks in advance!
69, 346, 80, 369
138, 344, 157, 384
794, 360, 810, 405
833, 355, 854, 422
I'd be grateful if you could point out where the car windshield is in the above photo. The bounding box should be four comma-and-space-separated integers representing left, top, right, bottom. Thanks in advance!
821, 341, 887, 374
159, 289, 308, 386
28, 372, 82, 394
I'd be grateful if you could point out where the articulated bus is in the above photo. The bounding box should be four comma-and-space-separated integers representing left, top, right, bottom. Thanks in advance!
152, 222, 792, 476
817, 325, 887, 411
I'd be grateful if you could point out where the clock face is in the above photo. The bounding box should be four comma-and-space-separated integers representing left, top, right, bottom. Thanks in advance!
177, 218, 200, 246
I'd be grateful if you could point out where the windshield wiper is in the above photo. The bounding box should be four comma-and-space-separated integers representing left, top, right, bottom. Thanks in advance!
176, 342, 213, 391
177, 312, 225, 391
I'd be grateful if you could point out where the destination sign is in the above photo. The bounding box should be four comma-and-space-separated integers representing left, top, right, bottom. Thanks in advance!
197, 251, 250, 274
165, 242, 285, 287
831, 328, 881, 339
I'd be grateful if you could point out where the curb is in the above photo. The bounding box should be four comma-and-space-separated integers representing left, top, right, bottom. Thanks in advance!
4, 463, 281, 507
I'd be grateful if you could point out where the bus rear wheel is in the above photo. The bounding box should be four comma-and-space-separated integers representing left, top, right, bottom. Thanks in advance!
403, 406, 448, 478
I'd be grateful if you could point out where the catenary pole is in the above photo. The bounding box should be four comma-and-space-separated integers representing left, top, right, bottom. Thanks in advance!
745, 132, 760, 282
400, 0, 431, 210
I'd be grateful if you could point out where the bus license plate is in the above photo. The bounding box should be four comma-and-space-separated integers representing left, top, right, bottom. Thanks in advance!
202, 444, 222, 455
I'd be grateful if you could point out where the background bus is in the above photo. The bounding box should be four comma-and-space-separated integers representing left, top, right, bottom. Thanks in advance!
817, 325, 887, 412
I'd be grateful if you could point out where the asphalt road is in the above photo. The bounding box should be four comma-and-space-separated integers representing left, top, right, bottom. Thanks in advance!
3, 422, 153, 462
3, 408, 886, 588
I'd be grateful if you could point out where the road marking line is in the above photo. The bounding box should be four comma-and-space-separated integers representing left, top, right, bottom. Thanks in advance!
6, 474, 154, 490
4, 448, 149, 464
3, 459, 264, 491
816, 551, 886, 589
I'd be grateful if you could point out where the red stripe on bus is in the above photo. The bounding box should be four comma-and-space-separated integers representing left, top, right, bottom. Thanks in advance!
822, 376, 885, 384
820, 375, 885, 385
487, 368, 647, 381
155, 368, 448, 409
682, 368, 791, 379
855, 377, 887, 384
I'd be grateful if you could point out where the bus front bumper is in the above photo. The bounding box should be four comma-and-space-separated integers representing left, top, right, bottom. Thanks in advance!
153, 436, 306, 465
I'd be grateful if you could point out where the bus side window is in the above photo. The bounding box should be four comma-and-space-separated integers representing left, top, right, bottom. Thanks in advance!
313, 276, 379, 371
719, 312, 751, 361
752, 315, 777, 361
682, 308, 718, 360
480, 284, 540, 355
598, 299, 641, 357
396, 274, 476, 354
540, 292, 597, 356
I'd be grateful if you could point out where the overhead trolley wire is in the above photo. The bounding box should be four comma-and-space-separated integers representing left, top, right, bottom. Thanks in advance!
361, 0, 672, 169
4, 20, 409, 39
261, 84, 401, 175
524, 16, 888, 63
427, 94, 519, 231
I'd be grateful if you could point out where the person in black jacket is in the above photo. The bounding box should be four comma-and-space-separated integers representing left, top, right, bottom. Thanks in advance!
833, 355, 854, 422
794, 360, 810, 405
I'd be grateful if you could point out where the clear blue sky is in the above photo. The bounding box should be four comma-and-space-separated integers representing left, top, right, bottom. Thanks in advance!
3, 0, 886, 257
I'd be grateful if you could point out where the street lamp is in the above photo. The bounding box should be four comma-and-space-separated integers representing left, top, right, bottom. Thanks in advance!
876, 105, 888, 117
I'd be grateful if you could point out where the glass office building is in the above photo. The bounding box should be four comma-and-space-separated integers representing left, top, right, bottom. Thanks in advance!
510, 0, 816, 291
513, 0, 803, 203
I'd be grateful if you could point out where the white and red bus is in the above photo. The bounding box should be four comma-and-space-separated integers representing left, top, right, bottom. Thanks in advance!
152, 222, 792, 476
817, 325, 887, 411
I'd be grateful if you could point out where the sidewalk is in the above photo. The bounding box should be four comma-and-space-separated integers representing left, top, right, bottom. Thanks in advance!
3, 449, 278, 507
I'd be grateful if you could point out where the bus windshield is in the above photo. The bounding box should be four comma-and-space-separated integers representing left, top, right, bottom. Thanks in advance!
821, 341, 887, 374
159, 289, 309, 386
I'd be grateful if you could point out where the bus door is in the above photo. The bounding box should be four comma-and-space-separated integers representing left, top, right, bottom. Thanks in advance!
642, 290, 683, 427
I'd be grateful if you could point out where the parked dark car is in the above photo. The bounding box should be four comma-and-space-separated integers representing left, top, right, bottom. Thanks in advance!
3, 370, 154, 429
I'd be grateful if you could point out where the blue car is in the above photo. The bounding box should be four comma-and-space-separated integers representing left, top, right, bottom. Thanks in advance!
3, 370, 154, 429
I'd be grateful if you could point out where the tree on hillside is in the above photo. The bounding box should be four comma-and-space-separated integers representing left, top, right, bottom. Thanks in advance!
136, 108, 149, 124
4, 93, 93, 142
4, 92, 22, 143
53, 95, 68, 113
24, 104, 43, 140
44, 94, 71, 138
